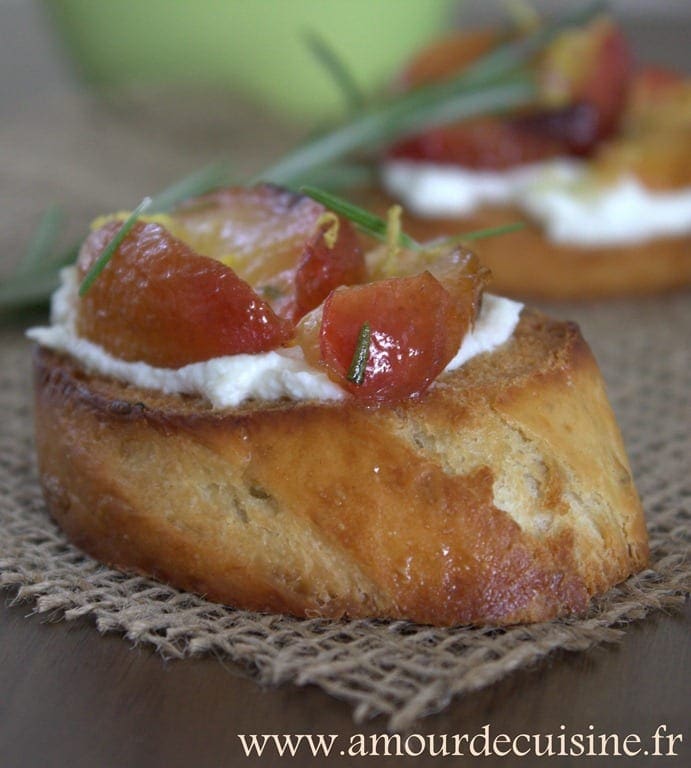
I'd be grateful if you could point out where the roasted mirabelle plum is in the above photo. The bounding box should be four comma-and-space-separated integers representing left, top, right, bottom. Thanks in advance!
76, 221, 294, 368
77, 186, 488, 405
538, 16, 632, 138
174, 184, 365, 321
297, 245, 487, 402
367, 243, 489, 327
77, 185, 366, 368
318, 272, 463, 402
389, 16, 633, 167
390, 116, 567, 170
595, 131, 691, 191
625, 67, 690, 129
593, 69, 691, 190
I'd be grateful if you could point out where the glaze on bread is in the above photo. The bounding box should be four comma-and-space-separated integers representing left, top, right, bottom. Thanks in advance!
33, 309, 647, 625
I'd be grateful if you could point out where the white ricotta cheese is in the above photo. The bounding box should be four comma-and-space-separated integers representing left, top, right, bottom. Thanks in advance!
28, 267, 523, 407
382, 159, 691, 247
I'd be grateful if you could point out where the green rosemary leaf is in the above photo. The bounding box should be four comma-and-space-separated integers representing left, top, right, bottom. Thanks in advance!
148, 161, 233, 213
436, 221, 526, 245
287, 161, 377, 191
0, 268, 64, 313
259, 74, 534, 186
346, 322, 371, 386
459, 221, 526, 241
78, 197, 152, 297
303, 30, 365, 113
301, 185, 419, 248
14, 205, 63, 278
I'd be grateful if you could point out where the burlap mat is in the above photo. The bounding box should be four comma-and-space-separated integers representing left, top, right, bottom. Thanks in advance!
0, 90, 689, 731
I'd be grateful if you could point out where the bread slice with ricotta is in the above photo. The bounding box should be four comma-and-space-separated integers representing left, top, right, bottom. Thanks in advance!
362, 191, 691, 300
33, 308, 647, 625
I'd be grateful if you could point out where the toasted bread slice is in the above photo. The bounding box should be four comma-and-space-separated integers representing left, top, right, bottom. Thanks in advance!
33, 309, 647, 625
361, 191, 691, 300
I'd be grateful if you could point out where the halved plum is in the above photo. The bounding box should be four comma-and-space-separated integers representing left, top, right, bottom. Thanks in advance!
389, 16, 633, 168
626, 66, 688, 121
318, 271, 464, 403
367, 241, 489, 322
293, 216, 364, 323
593, 68, 691, 190
390, 116, 567, 170
174, 184, 365, 321
536, 17, 633, 147
422, 248, 490, 330
76, 220, 293, 368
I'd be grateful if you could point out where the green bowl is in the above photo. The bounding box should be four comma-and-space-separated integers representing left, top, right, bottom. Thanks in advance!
46, 0, 454, 122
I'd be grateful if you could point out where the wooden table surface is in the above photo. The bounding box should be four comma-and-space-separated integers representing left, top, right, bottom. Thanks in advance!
1, 599, 688, 767
1, 3, 689, 766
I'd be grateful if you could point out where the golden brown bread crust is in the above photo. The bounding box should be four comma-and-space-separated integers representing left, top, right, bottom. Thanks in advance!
33, 310, 648, 625
361, 190, 691, 300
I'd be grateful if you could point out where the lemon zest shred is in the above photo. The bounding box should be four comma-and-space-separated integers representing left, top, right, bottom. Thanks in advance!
90, 211, 178, 231
381, 204, 404, 276
217, 253, 242, 269
316, 212, 340, 249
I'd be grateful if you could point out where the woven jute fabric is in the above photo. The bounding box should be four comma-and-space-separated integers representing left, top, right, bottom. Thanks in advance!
1, 92, 689, 731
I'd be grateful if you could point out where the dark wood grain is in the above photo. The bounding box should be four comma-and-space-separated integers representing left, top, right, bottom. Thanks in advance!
0, 599, 688, 767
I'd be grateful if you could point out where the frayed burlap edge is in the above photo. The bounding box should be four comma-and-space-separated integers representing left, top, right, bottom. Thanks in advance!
2, 308, 690, 730
2, 496, 688, 731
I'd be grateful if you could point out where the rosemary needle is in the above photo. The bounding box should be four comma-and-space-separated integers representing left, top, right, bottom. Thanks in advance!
15, 204, 63, 278
302, 186, 525, 250
303, 30, 365, 113
148, 161, 234, 214
435, 221, 526, 246
347, 322, 371, 385
78, 197, 152, 296
301, 186, 419, 249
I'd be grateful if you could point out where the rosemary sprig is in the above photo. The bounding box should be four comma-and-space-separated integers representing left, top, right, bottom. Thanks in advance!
346, 322, 371, 385
79, 198, 152, 296
258, 74, 534, 186
0, 206, 72, 313
148, 161, 234, 213
14, 205, 63, 278
436, 221, 526, 245
301, 185, 419, 248
302, 186, 525, 251
303, 30, 365, 113
0, 162, 235, 313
